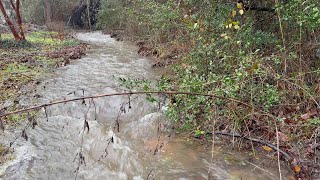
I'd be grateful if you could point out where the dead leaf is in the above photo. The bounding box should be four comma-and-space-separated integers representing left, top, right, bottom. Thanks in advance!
288, 175, 296, 180
278, 81, 286, 90
300, 111, 317, 120
262, 145, 273, 152
307, 146, 314, 155
300, 113, 312, 120
294, 165, 301, 173
278, 132, 289, 142
277, 110, 284, 117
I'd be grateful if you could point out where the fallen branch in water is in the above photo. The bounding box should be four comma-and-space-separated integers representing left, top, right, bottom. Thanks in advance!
206, 131, 292, 163
0, 91, 251, 118
0, 90, 297, 177
209, 131, 302, 177
203, 131, 300, 178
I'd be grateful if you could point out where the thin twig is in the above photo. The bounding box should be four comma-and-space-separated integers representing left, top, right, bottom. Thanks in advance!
276, 125, 283, 180
281, 79, 320, 109
0, 91, 251, 118
75, 97, 94, 179
208, 106, 217, 179
146, 169, 154, 180
206, 131, 292, 161
274, 0, 287, 73
247, 161, 275, 177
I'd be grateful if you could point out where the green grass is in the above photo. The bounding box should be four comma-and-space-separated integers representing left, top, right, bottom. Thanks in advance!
1, 31, 80, 47
0, 30, 82, 108
61, 39, 80, 47
0, 38, 33, 48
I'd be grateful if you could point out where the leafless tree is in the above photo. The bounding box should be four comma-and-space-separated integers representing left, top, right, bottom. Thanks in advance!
0, 0, 25, 41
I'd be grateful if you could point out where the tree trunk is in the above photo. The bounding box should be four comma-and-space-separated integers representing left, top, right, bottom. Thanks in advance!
43, 0, 52, 24
0, 0, 21, 41
86, 0, 91, 29
13, 0, 25, 40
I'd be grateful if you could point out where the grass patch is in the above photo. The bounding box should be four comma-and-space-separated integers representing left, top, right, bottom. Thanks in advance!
1, 31, 80, 47
0, 30, 84, 121
27, 31, 80, 46
61, 39, 80, 47
0, 39, 33, 49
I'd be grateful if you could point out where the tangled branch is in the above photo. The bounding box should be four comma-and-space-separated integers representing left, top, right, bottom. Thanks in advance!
0, 91, 251, 118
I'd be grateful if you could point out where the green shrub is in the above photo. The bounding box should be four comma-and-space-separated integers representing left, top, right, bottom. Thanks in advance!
99, 0, 319, 135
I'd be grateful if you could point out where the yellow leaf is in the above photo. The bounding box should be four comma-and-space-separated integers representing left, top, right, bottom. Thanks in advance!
262, 145, 273, 152
228, 23, 233, 28
231, 10, 237, 17
237, 2, 243, 9
187, 22, 194, 29
232, 21, 239, 25
197, 19, 202, 28
239, 9, 244, 15
234, 25, 240, 30
294, 165, 301, 173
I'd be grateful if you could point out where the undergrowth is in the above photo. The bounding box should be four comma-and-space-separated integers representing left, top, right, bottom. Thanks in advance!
98, 0, 320, 178
0, 30, 82, 120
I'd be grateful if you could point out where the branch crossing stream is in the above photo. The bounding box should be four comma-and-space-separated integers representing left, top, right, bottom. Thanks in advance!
0, 32, 291, 180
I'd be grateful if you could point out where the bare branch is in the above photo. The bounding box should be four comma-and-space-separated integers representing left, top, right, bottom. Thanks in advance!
0, 91, 251, 118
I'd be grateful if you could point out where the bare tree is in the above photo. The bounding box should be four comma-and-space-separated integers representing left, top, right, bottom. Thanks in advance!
43, 0, 52, 24
86, 0, 91, 29
0, 0, 25, 41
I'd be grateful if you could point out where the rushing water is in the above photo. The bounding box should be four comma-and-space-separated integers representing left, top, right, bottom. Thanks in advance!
0, 32, 291, 180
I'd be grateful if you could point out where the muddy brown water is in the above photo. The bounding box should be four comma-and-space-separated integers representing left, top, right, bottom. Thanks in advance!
0, 32, 292, 180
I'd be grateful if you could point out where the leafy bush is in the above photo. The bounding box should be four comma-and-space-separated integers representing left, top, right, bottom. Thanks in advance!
280, 0, 320, 30
98, 1, 319, 134
97, 0, 127, 29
